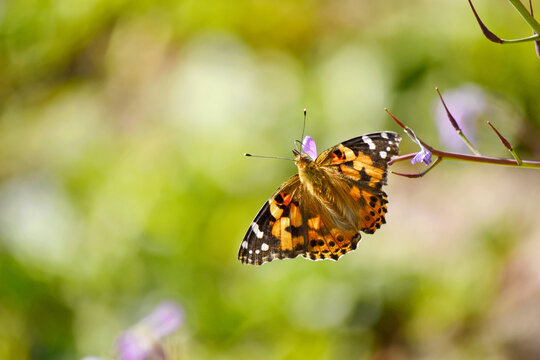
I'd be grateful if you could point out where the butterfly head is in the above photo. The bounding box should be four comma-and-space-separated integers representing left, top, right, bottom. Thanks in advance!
293, 135, 321, 183
292, 149, 313, 169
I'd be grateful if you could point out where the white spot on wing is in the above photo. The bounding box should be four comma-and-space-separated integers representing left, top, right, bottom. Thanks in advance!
386, 146, 391, 151
362, 135, 376, 150
379, 151, 387, 159
249, 250, 253, 254
251, 222, 264, 239
255, 249, 260, 254
381, 132, 389, 139
241, 241, 248, 249
261, 243, 269, 251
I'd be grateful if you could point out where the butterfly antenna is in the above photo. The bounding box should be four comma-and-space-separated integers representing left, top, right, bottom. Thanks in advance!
244, 153, 294, 161
301, 108, 307, 143
294, 108, 307, 152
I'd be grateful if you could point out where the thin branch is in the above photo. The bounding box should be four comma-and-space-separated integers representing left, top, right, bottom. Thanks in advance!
499, 34, 540, 43
487, 121, 522, 165
388, 153, 415, 166
528, 0, 540, 58
436, 88, 481, 155
467, 0, 504, 43
507, 0, 540, 34
384, 108, 406, 129
391, 157, 443, 178
385, 108, 432, 150
385, 109, 540, 172
486, 122, 512, 150
432, 149, 540, 168
468, 0, 504, 44
467, 0, 540, 43
389, 148, 540, 169
389, 149, 540, 168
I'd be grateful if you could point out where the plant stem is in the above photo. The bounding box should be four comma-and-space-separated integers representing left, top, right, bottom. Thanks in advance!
391, 150, 540, 169
501, 34, 540, 43
458, 131, 482, 155
487, 121, 522, 165
507, 0, 540, 34
385, 107, 540, 174
391, 157, 443, 178
435, 87, 482, 155
468, 0, 540, 43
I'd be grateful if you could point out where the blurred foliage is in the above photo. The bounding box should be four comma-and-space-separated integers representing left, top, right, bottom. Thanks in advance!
1, 0, 540, 359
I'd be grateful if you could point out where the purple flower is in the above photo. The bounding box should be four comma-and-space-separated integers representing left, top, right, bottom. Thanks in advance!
141, 302, 183, 338
116, 302, 184, 360
434, 84, 487, 151
302, 136, 317, 160
411, 146, 432, 165
406, 128, 432, 166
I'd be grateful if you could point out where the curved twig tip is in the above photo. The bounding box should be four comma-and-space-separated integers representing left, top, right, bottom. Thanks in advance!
467, 0, 504, 44
385, 108, 407, 130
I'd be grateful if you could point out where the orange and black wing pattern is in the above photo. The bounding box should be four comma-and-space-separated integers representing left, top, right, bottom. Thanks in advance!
238, 175, 307, 265
239, 131, 401, 266
316, 132, 401, 191
238, 179, 363, 265
316, 132, 401, 234
299, 197, 363, 261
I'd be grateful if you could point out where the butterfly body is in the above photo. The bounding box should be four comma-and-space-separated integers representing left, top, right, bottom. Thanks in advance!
239, 132, 401, 266
294, 151, 332, 200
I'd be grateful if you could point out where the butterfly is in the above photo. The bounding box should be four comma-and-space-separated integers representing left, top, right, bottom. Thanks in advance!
238, 131, 401, 265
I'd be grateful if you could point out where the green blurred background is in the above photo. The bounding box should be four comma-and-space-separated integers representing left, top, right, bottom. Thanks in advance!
1, 0, 540, 359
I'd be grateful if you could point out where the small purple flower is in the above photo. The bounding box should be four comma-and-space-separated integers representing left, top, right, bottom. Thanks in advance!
406, 128, 432, 166
141, 302, 183, 338
117, 330, 161, 360
411, 146, 432, 165
434, 84, 487, 151
116, 301, 184, 360
302, 136, 317, 160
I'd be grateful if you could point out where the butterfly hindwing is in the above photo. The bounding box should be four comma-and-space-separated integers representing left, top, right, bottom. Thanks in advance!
300, 196, 362, 261
341, 179, 390, 234
239, 175, 366, 265
239, 131, 401, 266
314, 132, 400, 235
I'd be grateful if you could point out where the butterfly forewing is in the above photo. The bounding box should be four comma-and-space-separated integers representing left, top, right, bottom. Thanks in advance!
316, 132, 400, 234
316, 131, 401, 190
238, 175, 307, 265
239, 131, 401, 266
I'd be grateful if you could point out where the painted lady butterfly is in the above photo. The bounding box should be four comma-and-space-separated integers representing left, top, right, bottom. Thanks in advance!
239, 132, 401, 265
